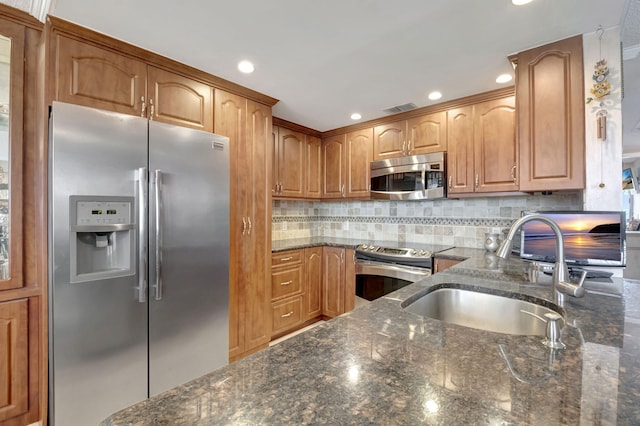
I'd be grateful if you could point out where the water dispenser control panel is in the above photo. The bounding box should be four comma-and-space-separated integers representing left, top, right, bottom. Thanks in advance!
75, 200, 132, 226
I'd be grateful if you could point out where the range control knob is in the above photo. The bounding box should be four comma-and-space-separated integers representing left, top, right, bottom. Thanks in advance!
419, 250, 428, 256
409, 249, 417, 256
361, 245, 368, 250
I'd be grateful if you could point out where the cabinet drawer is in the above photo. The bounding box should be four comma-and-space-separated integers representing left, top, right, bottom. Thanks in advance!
271, 296, 303, 336
272, 250, 303, 267
271, 267, 303, 301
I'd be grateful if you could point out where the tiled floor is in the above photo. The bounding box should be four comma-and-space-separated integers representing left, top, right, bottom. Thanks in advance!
270, 296, 371, 346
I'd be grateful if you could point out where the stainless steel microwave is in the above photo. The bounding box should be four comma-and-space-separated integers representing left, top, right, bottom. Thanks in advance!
370, 152, 446, 200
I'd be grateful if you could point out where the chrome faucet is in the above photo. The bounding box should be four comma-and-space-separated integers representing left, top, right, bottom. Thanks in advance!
496, 214, 587, 306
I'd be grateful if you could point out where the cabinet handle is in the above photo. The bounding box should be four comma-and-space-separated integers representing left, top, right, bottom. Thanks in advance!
149, 98, 155, 120
448, 175, 452, 190
281, 311, 294, 318
242, 217, 247, 235
511, 165, 517, 184
140, 96, 146, 117
341, 184, 345, 197
341, 250, 344, 263
280, 280, 293, 286
475, 174, 479, 190
407, 139, 412, 154
402, 140, 407, 155
247, 217, 252, 235
280, 256, 293, 261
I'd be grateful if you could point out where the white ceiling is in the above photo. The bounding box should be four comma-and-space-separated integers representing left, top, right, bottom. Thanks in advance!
2, 0, 636, 134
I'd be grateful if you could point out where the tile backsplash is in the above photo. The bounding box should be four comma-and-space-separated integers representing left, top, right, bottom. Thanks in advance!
272, 192, 583, 248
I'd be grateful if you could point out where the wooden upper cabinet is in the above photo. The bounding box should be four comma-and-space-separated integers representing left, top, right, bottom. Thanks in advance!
474, 96, 517, 192
0, 299, 28, 422
305, 136, 322, 199
147, 66, 213, 132
55, 36, 214, 132
515, 35, 585, 191
447, 106, 474, 194
271, 126, 279, 196
345, 128, 373, 197
373, 121, 405, 160
322, 134, 346, 198
276, 129, 306, 198
407, 111, 447, 155
54, 35, 147, 117
447, 94, 517, 195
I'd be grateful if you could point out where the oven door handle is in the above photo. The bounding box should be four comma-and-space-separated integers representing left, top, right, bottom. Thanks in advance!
355, 260, 431, 283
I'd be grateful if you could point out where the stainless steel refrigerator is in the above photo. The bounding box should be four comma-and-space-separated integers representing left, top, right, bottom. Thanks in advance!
48, 101, 230, 426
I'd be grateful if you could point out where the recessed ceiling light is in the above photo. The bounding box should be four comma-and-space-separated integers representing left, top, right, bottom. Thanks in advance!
512, 0, 533, 5
428, 91, 442, 101
237, 60, 255, 74
350, 113, 362, 120
496, 74, 513, 83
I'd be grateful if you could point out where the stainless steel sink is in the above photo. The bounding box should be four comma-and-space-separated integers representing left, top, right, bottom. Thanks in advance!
402, 286, 564, 336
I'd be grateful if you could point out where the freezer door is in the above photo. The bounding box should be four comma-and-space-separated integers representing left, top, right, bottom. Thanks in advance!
148, 120, 230, 396
49, 102, 149, 426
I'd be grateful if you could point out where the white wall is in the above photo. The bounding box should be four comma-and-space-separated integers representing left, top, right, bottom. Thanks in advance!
582, 27, 623, 211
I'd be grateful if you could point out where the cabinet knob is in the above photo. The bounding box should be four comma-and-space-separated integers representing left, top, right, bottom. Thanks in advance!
140, 96, 146, 117
149, 98, 155, 120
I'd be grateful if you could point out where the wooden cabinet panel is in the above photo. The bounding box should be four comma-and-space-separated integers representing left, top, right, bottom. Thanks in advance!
408, 111, 447, 155
243, 100, 272, 351
214, 90, 246, 359
271, 267, 302, 300
271, 296, 303, 336
433, 257, 462, 273
345, 129, 372, 198
322, 134, 346, 198
55, 35, 147, 116
277, 129, 305, 197
0, 299, 28, 422
447, 106, 474, 194
215, 90, 272, 361
474, 96, 517, 192
304, 247, 322, 320
344, 248, 355, 313
271, 126, 279, 196
373, 121, 405, 160
322, 247, 345, 318
147, 66, 213, 132
305, 136, 322, 198
516, 35, 585, 191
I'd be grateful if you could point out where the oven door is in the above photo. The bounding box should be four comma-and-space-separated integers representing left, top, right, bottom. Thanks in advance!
355, 259, 431, 301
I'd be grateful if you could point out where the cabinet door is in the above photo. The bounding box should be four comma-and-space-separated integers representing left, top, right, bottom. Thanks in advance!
304, 247, 322, 319
474, 96, 518, 192
373, 121, 406, 160
433, 257, 462, 273
322, 247, 345, 318
277, 129, 306, 198
408, 111, 447, 154
322, 134, 346, 198
447, 106, 474, 194
305, 136, 322, 199
271, 126, 279, 196
516, 35, 585, 191
147, 66, 213, 132
345, 128, 373, 198
55, 35, 147, 116
214, 90, 246, 359
344, 248, 355, 313
244, 100, 272, 351
0, 299, 28, 422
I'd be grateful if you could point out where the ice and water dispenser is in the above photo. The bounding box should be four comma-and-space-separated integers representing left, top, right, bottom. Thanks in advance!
69, 196, 136, 282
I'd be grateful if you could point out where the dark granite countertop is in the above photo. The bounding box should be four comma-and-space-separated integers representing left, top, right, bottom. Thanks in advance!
272, 237, 455, 254
102, 253, 640, 425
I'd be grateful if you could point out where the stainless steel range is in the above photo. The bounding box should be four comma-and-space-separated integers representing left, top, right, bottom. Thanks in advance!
355, 242, 453, 301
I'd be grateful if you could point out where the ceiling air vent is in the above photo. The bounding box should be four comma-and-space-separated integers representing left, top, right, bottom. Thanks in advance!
383, 103, 417, 114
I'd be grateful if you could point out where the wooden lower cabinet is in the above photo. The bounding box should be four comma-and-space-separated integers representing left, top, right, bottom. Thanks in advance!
322, 247, 355, 318
271, 249, 305, 338
271, 296, 304, 336
304, 247, 323, 319
433, 257, 463, 273
0, 299, 29, 422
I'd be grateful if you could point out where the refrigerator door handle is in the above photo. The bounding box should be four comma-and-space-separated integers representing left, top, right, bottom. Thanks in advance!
137, 167, 148, 303
154, 169, 163, 300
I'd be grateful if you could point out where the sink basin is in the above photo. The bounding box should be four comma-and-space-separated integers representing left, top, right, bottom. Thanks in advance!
402, 285, 564, 336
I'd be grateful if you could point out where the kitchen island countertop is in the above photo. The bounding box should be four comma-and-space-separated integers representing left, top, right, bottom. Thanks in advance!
102, 251, 640, 425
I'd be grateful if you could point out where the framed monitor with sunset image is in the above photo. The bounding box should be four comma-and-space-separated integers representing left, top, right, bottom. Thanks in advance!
519, 211, 626, 267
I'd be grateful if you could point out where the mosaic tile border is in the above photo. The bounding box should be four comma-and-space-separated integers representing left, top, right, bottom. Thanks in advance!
272, 215, 514, 228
